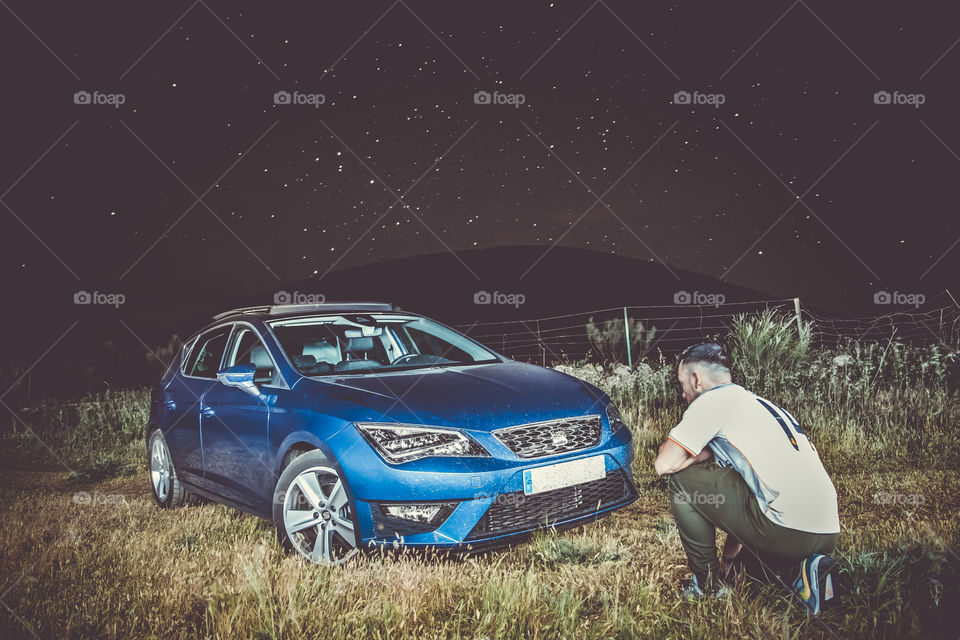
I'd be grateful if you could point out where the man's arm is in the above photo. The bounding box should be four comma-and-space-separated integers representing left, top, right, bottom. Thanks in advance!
654, 438, 713, 476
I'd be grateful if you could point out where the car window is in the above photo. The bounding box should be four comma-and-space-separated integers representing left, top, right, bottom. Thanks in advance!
404, 325, 472, 361
179, 336, 199, 374
391, 325, 416, 353
225, 327, 277, 386
269, 314, 499, 376
184, 326, 230, 378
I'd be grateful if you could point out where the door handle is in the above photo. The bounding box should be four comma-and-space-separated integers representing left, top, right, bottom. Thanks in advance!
165, 400, 176, 410
201, 407, 216, 417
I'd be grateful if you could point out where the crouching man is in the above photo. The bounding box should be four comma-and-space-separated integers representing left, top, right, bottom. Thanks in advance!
654, 343, 840, 614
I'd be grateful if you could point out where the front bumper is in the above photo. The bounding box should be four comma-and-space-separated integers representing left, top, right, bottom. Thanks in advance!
326, 422, 636, 550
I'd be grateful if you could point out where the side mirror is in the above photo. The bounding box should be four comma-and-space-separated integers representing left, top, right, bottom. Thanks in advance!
217, 363, 260, 398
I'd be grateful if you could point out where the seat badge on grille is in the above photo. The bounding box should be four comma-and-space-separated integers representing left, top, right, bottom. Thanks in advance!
493, 415, 601, 459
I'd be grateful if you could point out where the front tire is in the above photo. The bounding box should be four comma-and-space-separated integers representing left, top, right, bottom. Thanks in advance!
273, 450, 359, 565
148, 429, 192, 508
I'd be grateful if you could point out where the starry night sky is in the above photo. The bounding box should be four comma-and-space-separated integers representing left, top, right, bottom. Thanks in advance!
2, 1, 960, 365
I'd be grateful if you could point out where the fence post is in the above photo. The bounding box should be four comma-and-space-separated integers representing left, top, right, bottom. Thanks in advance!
537, 319, 545, 367
793, 297, 803, 336
623, 307, 632, 368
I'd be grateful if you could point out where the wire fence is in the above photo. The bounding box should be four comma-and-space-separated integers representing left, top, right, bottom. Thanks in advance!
453, 292, 960, 366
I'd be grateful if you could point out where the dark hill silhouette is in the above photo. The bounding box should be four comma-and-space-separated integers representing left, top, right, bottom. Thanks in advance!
275, 245, 773, 323
7, 245, 953, 399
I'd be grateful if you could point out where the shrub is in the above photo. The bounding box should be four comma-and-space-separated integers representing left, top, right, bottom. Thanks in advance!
585, 315, 656, 365
728, 308, 813, 392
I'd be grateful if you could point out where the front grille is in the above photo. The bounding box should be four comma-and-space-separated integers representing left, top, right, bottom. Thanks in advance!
493, 415, 602, 459
466, 469, 634, 540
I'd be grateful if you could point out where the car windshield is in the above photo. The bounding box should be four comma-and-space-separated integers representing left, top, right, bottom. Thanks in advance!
268, 314, 500, 376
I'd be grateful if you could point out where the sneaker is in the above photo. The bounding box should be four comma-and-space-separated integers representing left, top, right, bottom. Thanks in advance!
682, 574, 733, 601
714, 582, 734, 600
792, 554, 837, 615
682, 574, 706, 600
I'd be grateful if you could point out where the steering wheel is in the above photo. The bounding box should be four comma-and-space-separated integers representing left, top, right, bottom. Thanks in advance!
391, 353, 421, 365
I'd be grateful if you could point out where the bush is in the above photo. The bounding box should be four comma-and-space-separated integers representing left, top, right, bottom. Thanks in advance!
839, 339, 958, 388
0, 387, 149, 476
585, 315, 656, 365
728, 308, 813, 392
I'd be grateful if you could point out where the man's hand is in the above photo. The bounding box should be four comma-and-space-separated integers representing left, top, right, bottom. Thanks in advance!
720, 538, 744, 582
654, 438, 712, 476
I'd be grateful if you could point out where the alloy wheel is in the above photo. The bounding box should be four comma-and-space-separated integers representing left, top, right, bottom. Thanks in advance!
150, 436, 172, 502
282, 465, 358, 564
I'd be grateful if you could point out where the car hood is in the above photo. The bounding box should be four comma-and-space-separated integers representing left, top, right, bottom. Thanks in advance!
301, 360, 607, 431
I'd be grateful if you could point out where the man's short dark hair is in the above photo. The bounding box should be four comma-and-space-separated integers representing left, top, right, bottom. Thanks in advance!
679, 342, 731, 371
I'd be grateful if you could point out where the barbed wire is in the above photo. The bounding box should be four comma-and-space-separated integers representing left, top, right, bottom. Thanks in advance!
455, 292, 960, 365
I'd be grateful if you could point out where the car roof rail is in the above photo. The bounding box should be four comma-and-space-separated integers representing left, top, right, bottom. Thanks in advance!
212, 302, 394, 321
212, 306, 271, 320
267, 302, 394, 315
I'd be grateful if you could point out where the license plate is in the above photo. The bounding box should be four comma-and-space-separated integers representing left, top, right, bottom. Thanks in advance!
522, 455, 606, 495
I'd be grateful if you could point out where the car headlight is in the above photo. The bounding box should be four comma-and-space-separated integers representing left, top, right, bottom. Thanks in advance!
606, 403, 628, 435
356, 422, 489, 464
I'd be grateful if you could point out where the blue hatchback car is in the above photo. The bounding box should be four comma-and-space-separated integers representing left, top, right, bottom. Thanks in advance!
147, 302, 636, 564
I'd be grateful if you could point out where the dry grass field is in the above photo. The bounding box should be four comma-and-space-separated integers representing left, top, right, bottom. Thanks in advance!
2, 315, 959, 638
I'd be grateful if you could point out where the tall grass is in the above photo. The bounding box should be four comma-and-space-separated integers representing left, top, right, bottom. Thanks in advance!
564, 312, 960, 474
0, 387, 148, 479
728, 308, 814, 393
838, 544, 958, 638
